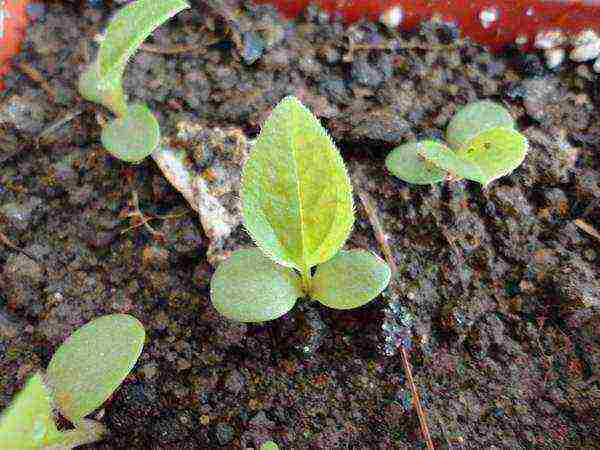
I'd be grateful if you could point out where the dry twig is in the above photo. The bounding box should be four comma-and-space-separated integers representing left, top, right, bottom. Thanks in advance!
355, 185, 435, 450
574, 219, 600, 242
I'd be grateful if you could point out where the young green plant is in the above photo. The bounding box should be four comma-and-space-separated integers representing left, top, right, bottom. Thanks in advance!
210, 96, 391, 322
386, 101, 528, 187
0, 314, 145, 449
78, 0, 190, 162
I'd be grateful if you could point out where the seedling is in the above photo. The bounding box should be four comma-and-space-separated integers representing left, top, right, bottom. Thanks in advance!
78, 0, 190, 162
0, 314, 145, 449
386, 101, 528, 187
210, 96, 391, 322
260, 441, 279, 450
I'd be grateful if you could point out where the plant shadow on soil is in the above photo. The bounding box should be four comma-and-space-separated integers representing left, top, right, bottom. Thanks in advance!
0, 1, 599, 449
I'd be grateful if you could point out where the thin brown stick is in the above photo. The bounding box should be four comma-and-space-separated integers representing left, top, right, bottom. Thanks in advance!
574, 219, 600, 242
0, 230, 41, 264
355, 186, 434, 450
16, 61, 58, 101
140, 42, 212, 55
401, 346, 435, 450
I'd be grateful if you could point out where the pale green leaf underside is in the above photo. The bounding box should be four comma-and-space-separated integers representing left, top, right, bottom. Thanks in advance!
78, 61, 128, 117
416, 142, 485, 182
455, 127, 528, 186
101, 104, 160, 162
446, 100, 515, 149
310, 250, 391, 310
241, 96, 354, 273
385, 141, 448, 185
46, 314, 145, 424
98, 0, 190, 83
0, 373, 61, 450
210, 249, 303, 322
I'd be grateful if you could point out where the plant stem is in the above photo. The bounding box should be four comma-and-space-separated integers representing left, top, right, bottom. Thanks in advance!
301, 268, 312, 293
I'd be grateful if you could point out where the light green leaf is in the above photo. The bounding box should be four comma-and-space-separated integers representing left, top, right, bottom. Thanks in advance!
446, 101, 515, 149
210, 248, 303, 322
385, 141, 448, 185
260, 441, 279, 450
241, 96, 354, 274
78, 61, 128, 118
310, 250, 391, 310
46, 314, 145, 424
454, 127, 528, 186
78, 0, 189, 117
0, 374, 61, 450
101, 104, 160, 162
98, 0, 189, 90
416, 142, 485, 181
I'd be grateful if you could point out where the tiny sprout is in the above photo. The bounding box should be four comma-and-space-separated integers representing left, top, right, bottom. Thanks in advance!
0, 314, 145, 449
260, 441, 279, 450
386, 101, 528, 187
211, 96, 391, 323
78, 0, 190, 162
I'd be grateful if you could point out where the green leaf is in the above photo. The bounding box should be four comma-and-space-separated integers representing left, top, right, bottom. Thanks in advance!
98, 0, 189, 91
260, 441, 279, 450
310, 250, 391, 310
446, 101, 515, 149
241, 96, 354, 274
210, 248, 303, 322
78, 0, 189, 117
101, 103, 160, 162
78, 61, 128, 118
454, 127, 528, 186
385, 141, 448, 185
46, 314, 145, 424
416, 142, 485, 181
0, 374, 61, 450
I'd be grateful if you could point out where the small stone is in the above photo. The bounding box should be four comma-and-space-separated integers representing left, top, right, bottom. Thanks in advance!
0, 197, 44, 231
544, 48, 565, 69
379, 6, 403, 29
534, 29, 566, 49
214, 423, 235, 445
240, 31, 265, 65
569, 41, 600, 62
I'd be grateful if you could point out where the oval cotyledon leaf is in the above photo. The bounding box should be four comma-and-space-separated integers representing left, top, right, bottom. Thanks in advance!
46, 314, 145, 424
310, 250, 391, 310
241, 96, 354, 274
210, 248, 303, 322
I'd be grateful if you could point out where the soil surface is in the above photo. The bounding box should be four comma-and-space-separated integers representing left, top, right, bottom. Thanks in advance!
1, 1, 599, 449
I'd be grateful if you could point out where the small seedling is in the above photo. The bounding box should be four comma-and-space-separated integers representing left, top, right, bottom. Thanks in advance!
210, 96, 391, 322
260, 441, 279, 450
78, 0, 190, 162
0, 314, 145, 449
386, 101, 528, 187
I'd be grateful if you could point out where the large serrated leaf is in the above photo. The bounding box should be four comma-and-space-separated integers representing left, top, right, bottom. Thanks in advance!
416, 142, 485, 181
241, 96, 354, 273
0, 373, 61, 450
210, 249, 303, 322
385, 141, 448, 185
46, 314, 145, 424
446, 101, 515, 149
98, 0, 189, 85
455, 127, 528, 186
310, 250, 391, 310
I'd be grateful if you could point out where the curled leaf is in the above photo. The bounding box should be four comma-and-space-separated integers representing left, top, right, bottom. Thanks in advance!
310, 250, 391, 310
46, 314, 145, 424
210, 248, 303, 322
241, 96, 354, 273
0, 374, 61, 449
415, 142, 484, 182
446, 100, 515, 149
385, 141, 448, 185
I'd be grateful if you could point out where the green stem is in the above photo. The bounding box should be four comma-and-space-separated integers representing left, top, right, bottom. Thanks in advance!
301, 268, 312, 294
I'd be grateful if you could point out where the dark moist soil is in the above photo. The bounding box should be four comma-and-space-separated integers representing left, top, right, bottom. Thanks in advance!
1, 1, 599, 449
